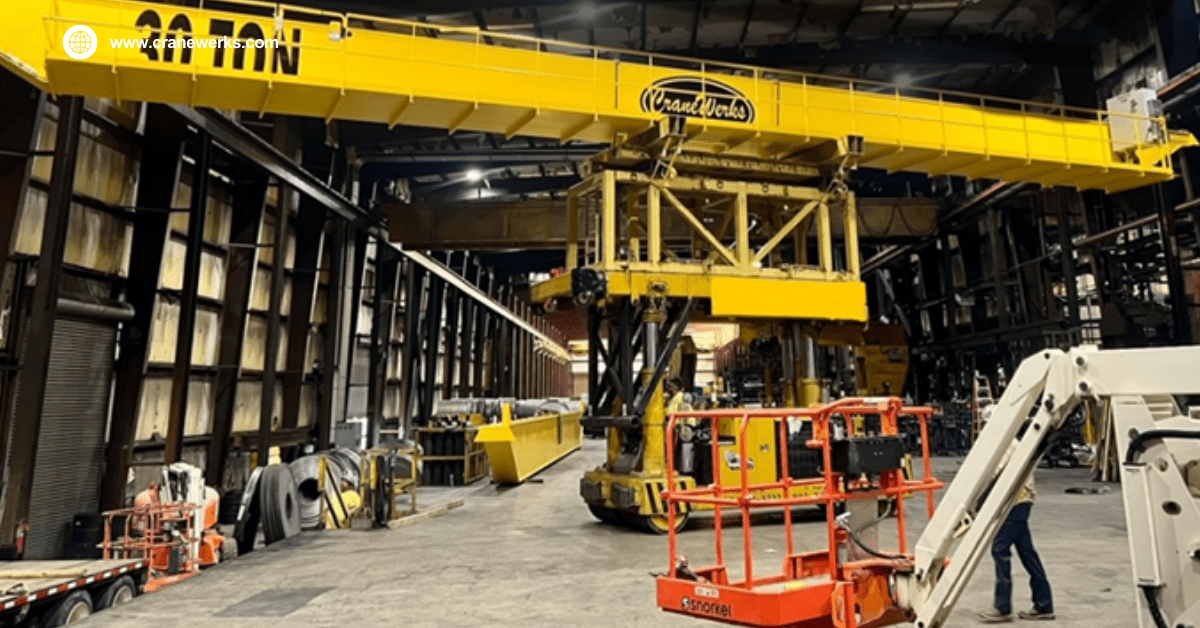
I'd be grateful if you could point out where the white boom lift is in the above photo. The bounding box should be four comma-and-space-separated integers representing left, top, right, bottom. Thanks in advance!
896, 345, 1200, 628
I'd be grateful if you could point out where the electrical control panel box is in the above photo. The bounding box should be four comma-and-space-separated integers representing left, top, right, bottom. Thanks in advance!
1107, 88, 1165, 151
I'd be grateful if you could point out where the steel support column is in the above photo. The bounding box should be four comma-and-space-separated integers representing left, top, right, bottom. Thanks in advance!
1155, 183, 1193, 344
456, 258, 480, 397
257, 184, 289, 465
473, 269, 493, 397
339, 229, 368, 426
1, 97, 84, 542
0, 71, 44, 276
366, 247, 398, 446
0, 73, 46, 510
494, 285, 511, 396
281, 198, 326, 429
440, 254, 463, 400
398, 260, 421, 424
420, 272, 445, 419
315, 219, 345, 449
165, 134, 211, 464
206, 173, 268, 486
102, 109, 186, 507
1054, 189, 1081, 329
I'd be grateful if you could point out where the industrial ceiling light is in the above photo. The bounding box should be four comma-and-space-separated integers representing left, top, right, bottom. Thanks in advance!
577, 1, 599, 22
465, 168, 484, 182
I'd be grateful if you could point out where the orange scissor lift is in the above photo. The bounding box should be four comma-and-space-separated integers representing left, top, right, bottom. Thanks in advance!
656, 399, 943, 628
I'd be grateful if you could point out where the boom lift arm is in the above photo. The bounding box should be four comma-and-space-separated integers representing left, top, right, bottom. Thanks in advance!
897, 346, 1200, 628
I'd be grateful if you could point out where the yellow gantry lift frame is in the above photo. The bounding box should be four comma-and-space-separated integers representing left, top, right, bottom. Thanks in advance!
1, 0, 1195, 195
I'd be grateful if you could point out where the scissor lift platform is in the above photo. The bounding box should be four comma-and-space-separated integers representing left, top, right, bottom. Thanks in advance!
655, 400, 942, 628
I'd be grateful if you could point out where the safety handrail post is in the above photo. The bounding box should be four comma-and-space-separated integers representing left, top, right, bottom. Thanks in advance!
778, 413, 795, 563
712, 413, 725, 570
739, 411, 754, 587
666, 412, 680, 578
918, 408, 936, 518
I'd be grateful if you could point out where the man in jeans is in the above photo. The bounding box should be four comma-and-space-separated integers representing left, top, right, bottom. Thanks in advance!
978, 450, 1055, 623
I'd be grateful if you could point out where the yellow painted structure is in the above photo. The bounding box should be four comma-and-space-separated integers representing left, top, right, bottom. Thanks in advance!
0, 0, 1193, 194
475, 404, 583, 484
856, 325, 910, 396
581, 416, 823, 531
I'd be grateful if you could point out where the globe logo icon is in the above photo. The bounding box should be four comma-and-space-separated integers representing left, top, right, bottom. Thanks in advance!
68, 31, 91, 55
62, 25, 98, 60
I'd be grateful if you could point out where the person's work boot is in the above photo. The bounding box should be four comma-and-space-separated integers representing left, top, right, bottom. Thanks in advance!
978, 609, 1014, 623
1018, 609, 1056, 621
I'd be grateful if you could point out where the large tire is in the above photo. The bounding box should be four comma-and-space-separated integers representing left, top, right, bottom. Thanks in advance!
218, 490, 244, 526
261, 464, 301, 544
641, 511, 689, 535
587, 504, 619, 524
95, 575, 137, 611
42, 591, 92, 626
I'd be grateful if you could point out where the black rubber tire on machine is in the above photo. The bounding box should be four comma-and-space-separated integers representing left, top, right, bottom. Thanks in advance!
260, 464, 302, 544
587, 504, 620, 524
95, 575, 137, 611
641, 511, 689, 535
41, 591, 92, 626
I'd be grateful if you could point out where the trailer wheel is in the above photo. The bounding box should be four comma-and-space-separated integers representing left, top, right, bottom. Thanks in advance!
42, 591, 92, 626
96, 575, 137, 610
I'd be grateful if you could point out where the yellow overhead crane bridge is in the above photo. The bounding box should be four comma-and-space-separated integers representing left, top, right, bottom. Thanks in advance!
2, 0, 1195, 532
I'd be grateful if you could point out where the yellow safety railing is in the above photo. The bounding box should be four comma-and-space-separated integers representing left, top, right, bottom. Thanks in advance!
2, 0, 1193, 193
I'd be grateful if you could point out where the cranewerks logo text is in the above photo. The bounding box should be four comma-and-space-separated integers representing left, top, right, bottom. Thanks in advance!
132, 9, 300, 75
640, 77, 756, 123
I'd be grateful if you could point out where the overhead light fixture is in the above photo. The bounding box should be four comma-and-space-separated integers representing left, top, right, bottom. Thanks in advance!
895, 73, 914, 88
465, 168, 483, 182
577, 1, 599, 22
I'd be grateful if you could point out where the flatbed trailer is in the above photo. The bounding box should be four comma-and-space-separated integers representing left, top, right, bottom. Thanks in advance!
0, 559, 146, 627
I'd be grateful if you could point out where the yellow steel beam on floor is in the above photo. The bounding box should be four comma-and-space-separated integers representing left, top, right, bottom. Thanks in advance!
3, 0, 1194, 193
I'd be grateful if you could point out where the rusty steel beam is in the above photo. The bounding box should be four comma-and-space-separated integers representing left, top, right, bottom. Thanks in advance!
206, 172, 268, 486
383, 197, 938, 249
1, 97, 84, 542
165, 134, 211, 464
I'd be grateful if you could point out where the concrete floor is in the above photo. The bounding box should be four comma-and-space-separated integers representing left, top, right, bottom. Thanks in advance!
88, 440, 1137, 627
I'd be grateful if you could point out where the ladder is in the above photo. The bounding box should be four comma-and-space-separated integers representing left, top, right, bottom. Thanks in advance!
971, 372, 994, 443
